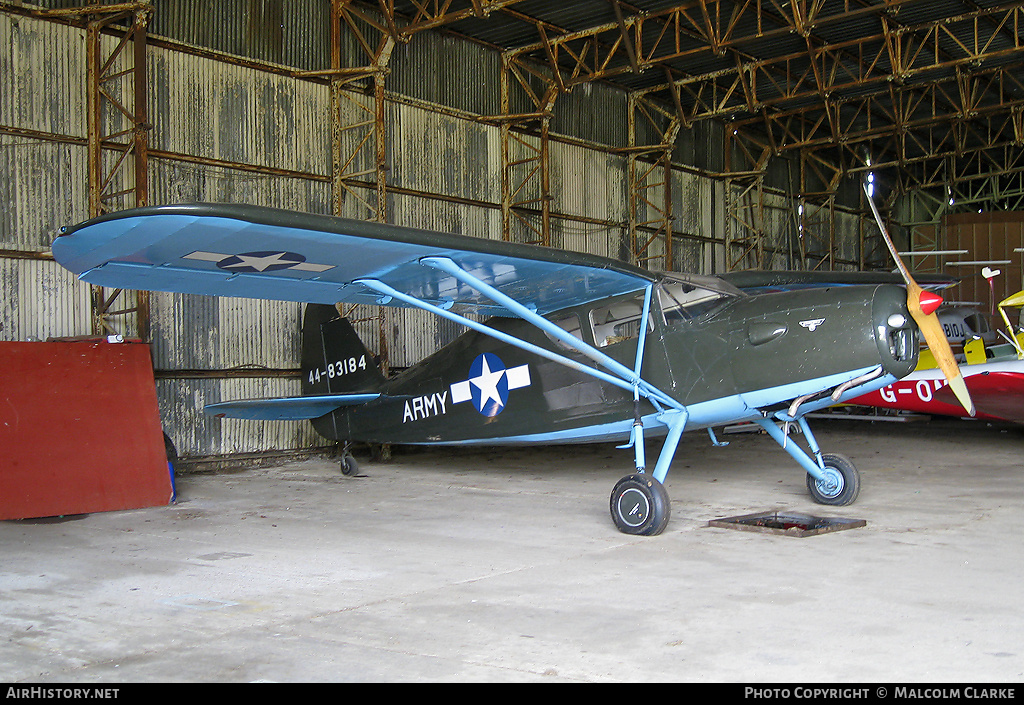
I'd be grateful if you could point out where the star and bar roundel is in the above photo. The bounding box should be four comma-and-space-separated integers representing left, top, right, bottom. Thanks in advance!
184, 250, 533, 419
451, 353, 531, 417
184, 250, 335, 274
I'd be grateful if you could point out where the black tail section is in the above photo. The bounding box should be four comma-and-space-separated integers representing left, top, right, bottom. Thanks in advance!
301, 304, 386, 397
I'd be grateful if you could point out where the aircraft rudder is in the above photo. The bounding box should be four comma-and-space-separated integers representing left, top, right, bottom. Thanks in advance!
301, 304, 386, 396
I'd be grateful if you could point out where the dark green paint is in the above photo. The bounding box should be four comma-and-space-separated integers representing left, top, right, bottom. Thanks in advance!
301, 274, 917, 446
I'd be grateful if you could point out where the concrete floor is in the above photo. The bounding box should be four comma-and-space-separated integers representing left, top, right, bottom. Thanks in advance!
2, 416, 1023, 683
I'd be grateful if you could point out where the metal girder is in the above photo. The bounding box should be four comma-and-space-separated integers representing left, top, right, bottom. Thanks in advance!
723, 126, 777, 271
796, 194, 836, 272
37, 1, 152, 339
699, 3, 1024, 212
299, 0, 399, 224
625, 92, 679, 270
795, 147, 846, 271
506, 0, 924, 91
443, 0, 1024, 261
734, 66, 1024, 164
316, 1, 535, 229
664, 4, 1024, 121
355, 0, 525, 42
493, 52, 558, 246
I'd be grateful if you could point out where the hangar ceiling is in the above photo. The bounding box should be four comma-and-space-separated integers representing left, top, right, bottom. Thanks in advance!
21, 0, 1024, 275
350, 0, 1024, 215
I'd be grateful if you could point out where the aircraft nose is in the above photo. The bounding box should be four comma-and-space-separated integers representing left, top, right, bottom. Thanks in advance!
873, 284, 919, 379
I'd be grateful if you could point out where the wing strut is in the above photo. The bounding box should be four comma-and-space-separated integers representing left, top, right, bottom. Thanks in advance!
418, 256, 682, 410
356, 256, 690, 479
356, 277, 646, 397
355, 257, 684, 413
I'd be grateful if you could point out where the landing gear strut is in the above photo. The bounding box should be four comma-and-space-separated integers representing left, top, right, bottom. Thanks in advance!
754, 416, 862, 507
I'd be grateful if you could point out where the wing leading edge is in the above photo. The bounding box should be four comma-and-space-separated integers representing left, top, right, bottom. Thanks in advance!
53, 204, 656, 317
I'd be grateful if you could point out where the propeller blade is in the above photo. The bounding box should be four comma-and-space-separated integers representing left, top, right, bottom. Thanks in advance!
864, 185, 976, 416
908, 279, 976, 417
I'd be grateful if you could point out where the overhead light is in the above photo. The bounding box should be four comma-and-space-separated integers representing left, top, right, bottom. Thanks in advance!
896, 250, 968, 256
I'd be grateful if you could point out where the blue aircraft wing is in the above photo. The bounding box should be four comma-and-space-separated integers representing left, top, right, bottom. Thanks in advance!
204, 393, 382, 421
53, 204, 657, 317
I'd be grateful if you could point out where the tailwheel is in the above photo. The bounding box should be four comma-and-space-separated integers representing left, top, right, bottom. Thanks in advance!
340, 450, 360, 476
806, 453, 860, 506
610, 473, 670, 536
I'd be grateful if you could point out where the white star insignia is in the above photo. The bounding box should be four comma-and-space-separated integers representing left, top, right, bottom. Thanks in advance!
470, 355, 507, 410
184, 250, 334, 273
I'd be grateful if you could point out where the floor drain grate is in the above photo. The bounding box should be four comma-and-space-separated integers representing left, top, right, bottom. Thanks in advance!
708, 511, 866, 537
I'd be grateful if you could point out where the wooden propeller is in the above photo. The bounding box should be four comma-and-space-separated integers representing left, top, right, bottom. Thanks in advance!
864, 186, 976, 417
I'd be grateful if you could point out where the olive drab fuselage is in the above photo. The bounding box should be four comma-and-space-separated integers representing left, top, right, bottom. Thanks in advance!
304, 276, 917, 447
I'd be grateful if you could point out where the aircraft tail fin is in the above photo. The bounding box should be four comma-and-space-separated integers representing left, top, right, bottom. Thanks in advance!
301, 304, 387, 396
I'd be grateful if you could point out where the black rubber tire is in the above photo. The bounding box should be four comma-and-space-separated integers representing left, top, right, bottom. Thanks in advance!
340, 453, 360, 476
806, 453, 860, 506
163, 433, 177, 463
610, 473, 671, 536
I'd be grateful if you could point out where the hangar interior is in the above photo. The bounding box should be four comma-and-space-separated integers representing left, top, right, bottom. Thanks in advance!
3, 0, 1024, 463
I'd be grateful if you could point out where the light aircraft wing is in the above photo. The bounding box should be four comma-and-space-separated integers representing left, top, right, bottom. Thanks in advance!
204, 393, 382, 421
53, 204, 657, 317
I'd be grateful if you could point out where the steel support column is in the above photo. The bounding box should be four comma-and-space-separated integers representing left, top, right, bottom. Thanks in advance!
498, 51, 557, 245
625, 92, 679, 270
723, 127, 771, 271
64, 2, 152, 339
796, 149, 844, 271
313, 0, 396, 224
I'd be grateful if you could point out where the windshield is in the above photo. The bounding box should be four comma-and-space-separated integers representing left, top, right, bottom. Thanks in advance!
657, 273, 740, 324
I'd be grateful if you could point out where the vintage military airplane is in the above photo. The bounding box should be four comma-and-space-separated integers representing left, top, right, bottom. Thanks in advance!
51, 197, 972, 535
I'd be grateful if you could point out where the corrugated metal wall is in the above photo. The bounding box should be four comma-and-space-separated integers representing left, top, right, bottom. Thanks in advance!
0, 13, 90, 344
0, 4, 861, 462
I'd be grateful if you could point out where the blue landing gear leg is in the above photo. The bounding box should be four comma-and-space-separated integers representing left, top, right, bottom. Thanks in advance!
754, 417, 861, 506
609, 410, 686, 536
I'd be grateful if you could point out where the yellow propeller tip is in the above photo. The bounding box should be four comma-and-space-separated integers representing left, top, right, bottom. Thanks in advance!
948, 375, 976, 417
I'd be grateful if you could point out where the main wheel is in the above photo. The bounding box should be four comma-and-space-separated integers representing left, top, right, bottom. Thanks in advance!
806, 453, 860, 506
610, 473, 671, 536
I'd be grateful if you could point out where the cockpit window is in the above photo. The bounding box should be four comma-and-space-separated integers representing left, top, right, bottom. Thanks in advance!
964, 312, 990, 336
590, 292, 653, 348
658, 275, 737, 324
544, 312, 585, 352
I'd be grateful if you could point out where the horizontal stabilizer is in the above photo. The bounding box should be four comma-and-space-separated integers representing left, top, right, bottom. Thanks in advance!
204, 393, 381, 421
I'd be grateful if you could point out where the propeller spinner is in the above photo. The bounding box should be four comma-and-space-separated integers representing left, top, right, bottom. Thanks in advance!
864, 186, 975, 417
